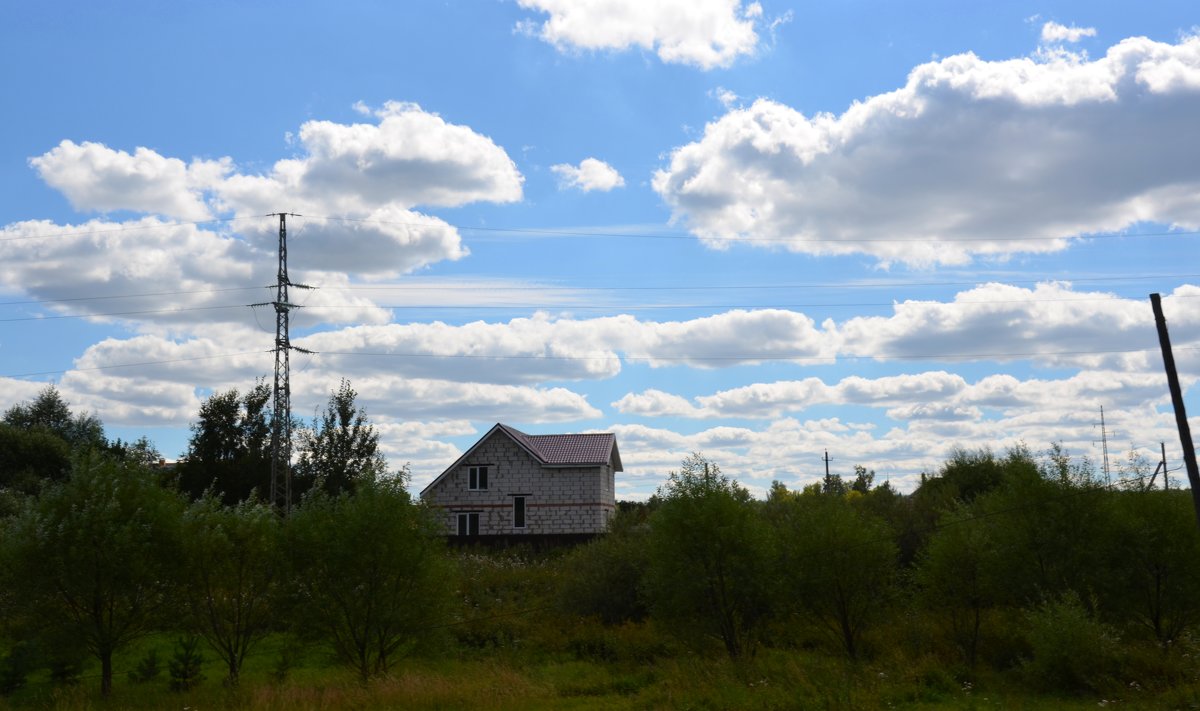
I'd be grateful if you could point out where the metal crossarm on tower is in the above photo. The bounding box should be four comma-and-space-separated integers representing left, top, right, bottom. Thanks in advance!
252, 213, 314, 515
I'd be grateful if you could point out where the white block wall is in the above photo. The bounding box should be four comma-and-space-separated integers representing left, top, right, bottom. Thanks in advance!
423, 432, 615, 536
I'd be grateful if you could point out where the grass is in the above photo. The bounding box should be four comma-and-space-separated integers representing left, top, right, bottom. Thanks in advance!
5, 549, 1200, 709
3, 638, 1200, 710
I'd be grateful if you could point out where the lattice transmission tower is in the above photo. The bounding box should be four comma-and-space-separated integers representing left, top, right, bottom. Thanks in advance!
254, 213, 313, 515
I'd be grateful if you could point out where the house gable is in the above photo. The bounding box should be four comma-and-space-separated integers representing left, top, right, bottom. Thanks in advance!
420, 423, 619, 537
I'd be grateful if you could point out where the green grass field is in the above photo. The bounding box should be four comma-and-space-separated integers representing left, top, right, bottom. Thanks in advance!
3, 629, 1199, 710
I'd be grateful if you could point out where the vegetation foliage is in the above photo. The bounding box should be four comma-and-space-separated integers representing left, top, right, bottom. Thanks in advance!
2, 384, 1200, 708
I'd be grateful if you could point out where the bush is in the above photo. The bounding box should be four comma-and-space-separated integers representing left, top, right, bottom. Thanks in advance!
127, 647, 161, 684
1021, 592, 1119, 693
0, 641, 38, 695
559, 519, 649, 624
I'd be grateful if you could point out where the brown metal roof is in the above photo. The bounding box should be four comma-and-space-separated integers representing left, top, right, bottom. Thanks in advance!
498, 424, 623, 470
421, 423, 623, 497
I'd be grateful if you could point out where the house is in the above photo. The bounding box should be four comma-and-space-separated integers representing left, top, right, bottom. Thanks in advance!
420, 423, 622, 540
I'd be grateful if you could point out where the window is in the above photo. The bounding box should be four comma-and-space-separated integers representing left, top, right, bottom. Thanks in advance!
468, 465, 488, 490
456, 512, 479, 536
513, 496, 526, 529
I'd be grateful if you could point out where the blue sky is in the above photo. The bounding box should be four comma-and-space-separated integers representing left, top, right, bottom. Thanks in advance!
2, 1, 1198, 498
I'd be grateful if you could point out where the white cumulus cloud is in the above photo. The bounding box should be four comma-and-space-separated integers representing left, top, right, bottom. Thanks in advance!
653, 35, 1200, 265
31, 141, 229, 221
1041, 21, 1097, 44
516, 0, 764, 69
551, 158, 625, 192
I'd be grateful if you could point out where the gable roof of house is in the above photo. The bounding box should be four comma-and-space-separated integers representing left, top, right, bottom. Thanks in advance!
496, 423, 622, 468
420, 423, 622, 496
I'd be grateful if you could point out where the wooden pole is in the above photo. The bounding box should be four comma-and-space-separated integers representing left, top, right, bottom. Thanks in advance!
1149, 293, 1200, 528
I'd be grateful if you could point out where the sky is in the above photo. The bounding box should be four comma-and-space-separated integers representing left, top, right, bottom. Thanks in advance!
2, 1, 1198, 500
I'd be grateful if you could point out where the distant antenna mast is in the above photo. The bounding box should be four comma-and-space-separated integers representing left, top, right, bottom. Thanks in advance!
1095, 406, 1112, 486
254, 213, 314, 515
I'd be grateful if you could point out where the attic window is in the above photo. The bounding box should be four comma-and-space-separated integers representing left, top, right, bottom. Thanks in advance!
468, 465, 489, 491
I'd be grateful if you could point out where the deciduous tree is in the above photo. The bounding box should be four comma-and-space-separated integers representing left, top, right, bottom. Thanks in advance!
177, 383, 271, 504
772, 492, 897, 659
180, 495, 280, 685
644, 454, 773, 659
4, 454, 183, 696
2, 385, 105, 451
285, 478, 450, 681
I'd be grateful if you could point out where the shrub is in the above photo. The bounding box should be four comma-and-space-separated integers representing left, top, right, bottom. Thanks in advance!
1021, 592, 1119, 693
127, 647, 161, 684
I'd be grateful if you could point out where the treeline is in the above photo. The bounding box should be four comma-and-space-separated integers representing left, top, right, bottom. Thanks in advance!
0, 384, 434, 696
3, 384, 1200, 701
564, 449, 1200, 693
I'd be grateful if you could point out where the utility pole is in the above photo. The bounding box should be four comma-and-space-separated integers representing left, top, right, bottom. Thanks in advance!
253, 213, 313, 515
1162, 441, 1169, 491
823, 449, 832, 479
1094, 406, 1112, 486
1149, 293, 1200, 529
1149, 441, 1169, 490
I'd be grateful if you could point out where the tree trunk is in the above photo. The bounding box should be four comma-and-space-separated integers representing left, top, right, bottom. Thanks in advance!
100, 651, 113, 696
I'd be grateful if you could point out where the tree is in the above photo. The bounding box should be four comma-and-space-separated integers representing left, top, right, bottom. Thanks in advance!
822, 471, 848, 497
1104, 490, 1200, 646
179, 496, 280, 686
294, 379, 387, 497
975, 447, 1108, 606
915, 503, 1001, 666
3, 454, 183, 696
772, 492, 897, 659
850, 465, 875, 494
644, 454, 773, 659
2, 385, 105, 451
177, 383, 271, 504
107, 436, 162, 469
285, 478, 450, 681
0, 424, 72, 495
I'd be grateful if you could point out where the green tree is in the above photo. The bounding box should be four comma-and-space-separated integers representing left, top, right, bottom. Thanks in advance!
822, 471, 848, 497
1104, 490, 1200, 645
772, 492, 897, 659
177, 383, 271, 504
850, 465, 875, 494
976, 447, 1108, 607
285, 478, 450, 681
106, 436, 162, 469
2, 385, 105, 451
3, 454, 183, 696
180, 495, 280, 685
0, 424, 72, 495
644, 454, 773, 659
915, 503, 1000, 666
294, 379, 387, 497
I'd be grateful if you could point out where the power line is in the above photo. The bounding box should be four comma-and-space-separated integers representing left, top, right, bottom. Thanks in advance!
0, 215, 259, 243
2, 274, 1197, 310
302, 214, 1200, 245
1, 351, 268, 378
4, 293, 1198, 324
0, 286, 270, 308
335, 273, 1200, 292
5, 212, 1200, 246
11, 343, 1193, 380
0, 304, 254, 323
319, 345, 1194, 363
